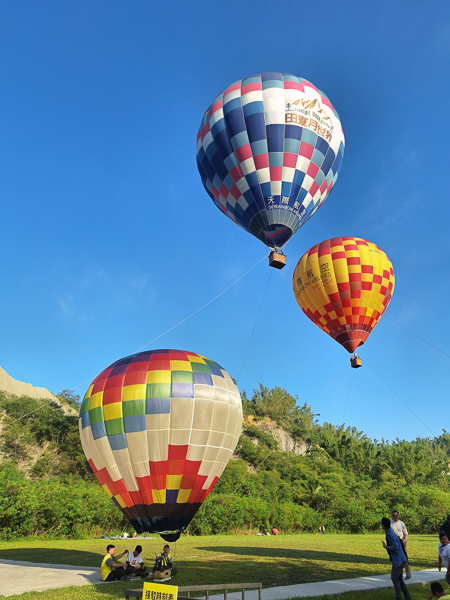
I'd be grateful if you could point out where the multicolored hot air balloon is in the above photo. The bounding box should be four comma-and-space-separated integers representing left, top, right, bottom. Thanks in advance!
292, 237, 395, 359
196, 72, 345, 267
79, 349, 242, 541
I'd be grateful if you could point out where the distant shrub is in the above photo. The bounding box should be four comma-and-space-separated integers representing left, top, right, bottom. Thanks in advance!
0, 463, 127, 538
190, 493, 320, 535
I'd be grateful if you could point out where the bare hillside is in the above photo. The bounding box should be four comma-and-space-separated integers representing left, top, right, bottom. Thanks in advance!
0, 366, 77, 415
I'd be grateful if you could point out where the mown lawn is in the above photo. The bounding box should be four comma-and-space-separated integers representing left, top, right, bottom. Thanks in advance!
1, 582, 444, 600
0, 533, 441, 600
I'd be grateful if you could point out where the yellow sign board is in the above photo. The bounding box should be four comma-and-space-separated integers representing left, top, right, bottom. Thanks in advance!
142, 581, 178, 600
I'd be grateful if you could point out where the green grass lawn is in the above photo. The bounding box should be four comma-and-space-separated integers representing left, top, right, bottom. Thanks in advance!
1, 582, 443, 600
0, 534, 442, 600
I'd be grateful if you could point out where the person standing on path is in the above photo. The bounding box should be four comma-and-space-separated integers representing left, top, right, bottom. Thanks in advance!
391, 510, 412, 579
438, 532, 450, 585
381, 517, 411, 600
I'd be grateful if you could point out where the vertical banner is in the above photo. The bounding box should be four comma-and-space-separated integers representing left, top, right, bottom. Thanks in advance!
142, 582, 178, 600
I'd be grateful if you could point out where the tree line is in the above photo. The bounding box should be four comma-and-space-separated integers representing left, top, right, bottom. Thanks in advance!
0, 387, 448, 538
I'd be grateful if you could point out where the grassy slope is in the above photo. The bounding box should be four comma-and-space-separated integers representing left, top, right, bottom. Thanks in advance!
0, 534, 441, 599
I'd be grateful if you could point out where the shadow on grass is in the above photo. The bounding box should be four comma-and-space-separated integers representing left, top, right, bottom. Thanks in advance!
198, 546, 381, 564
196, 546, 433, 570
0, 547, 102, 567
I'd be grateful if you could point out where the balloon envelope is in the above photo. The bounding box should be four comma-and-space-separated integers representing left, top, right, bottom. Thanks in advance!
292, 237, 395, 352
79, 349, 243, 541
196, 72, 345, 250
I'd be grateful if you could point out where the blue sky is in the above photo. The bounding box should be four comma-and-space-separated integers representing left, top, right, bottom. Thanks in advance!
1, 0, 449, 443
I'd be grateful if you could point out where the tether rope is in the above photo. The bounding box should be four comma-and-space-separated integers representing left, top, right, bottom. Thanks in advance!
342, 369, 352, 423
237, 270, 273, 383
189, 356, 351, 535
3, 255, 447, 440
366, 363, 436, 437
384, 317, 450, 359
2, 253, 268, 427
70, 254, 268, 393
189, 442, 275, 537
2, 398, 58, 428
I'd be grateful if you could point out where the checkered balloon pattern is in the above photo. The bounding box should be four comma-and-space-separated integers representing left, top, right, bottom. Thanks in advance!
79, 349, 242, 540
196, 72, 345, 250
292, 237, 395, 353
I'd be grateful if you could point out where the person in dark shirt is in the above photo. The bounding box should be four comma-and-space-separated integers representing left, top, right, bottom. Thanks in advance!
440, 516, 450, 538
154, 545, 178, 576
428, 581, 450, 599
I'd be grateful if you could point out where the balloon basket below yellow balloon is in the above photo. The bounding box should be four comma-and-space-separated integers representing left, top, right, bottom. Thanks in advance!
269, 251, 286, 269
350, 356, 363, 368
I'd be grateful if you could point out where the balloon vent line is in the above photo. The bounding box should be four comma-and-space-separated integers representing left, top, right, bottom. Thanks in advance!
68, 254, 268, 394
366, 364, 435, 437
237, 270, 273, 383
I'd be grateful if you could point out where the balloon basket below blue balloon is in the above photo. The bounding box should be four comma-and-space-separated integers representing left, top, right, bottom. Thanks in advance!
269, 251, 286, 269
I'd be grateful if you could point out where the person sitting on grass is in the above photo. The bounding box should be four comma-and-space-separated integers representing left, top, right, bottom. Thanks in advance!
101, 544, 131, 582
125, 545, 147, 578
428, 582, 450, 599
155, 544, 178, 575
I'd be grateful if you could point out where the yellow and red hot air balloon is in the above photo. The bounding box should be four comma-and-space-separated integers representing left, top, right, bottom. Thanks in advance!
79, 349, 243, 541
293, 237, 395, 361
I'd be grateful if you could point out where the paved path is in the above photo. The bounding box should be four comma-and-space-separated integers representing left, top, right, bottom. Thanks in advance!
209, 570, 444, 600
0, 559, 104, 596
0, 560, 444, 598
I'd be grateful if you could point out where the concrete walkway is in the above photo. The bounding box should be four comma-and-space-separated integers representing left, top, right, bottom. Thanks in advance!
209, 570, 444, 600
0, 559, 103, 596
0, 560, 444, 598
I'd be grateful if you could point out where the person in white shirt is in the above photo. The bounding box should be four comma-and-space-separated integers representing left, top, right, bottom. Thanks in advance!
438, 532, 450, 585
391, 510, 411, 579
125, 545, 147, 578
